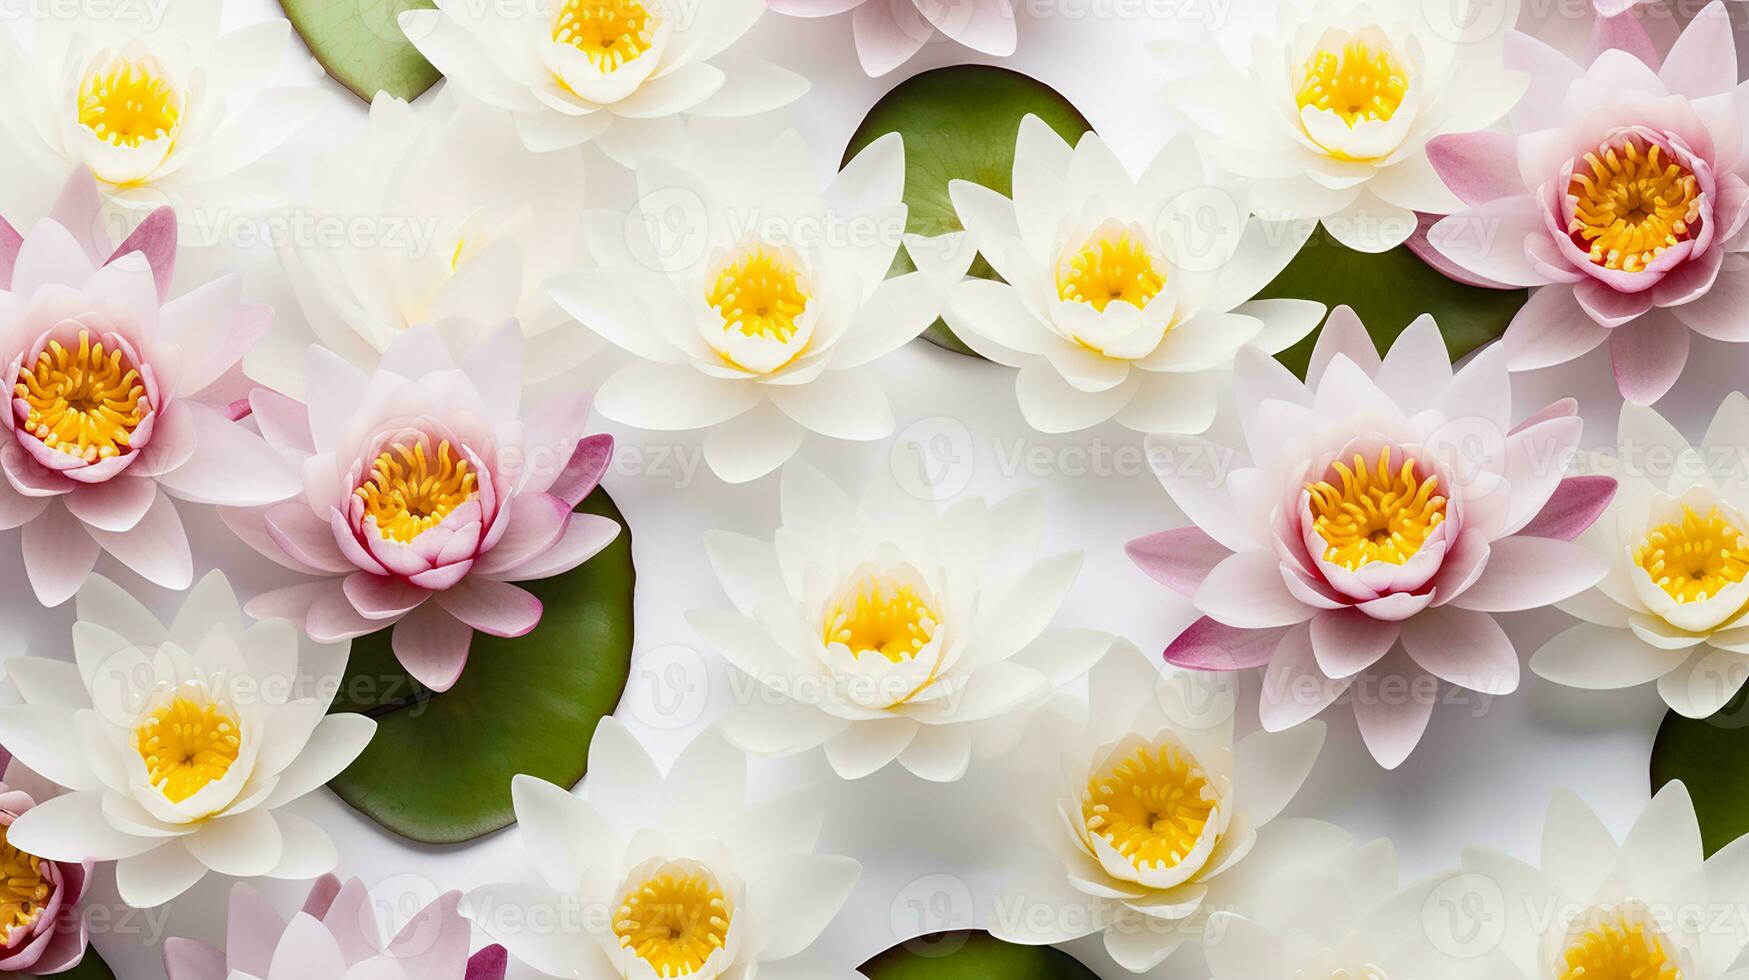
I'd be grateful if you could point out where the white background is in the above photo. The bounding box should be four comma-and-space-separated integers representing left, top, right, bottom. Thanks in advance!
5, 0, 1746, 976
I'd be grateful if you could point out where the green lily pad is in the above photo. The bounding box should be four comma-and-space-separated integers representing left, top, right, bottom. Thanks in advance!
1258, 227, 1527, 378
280, 0, 441, 103
1651, 688, 1749, 855
860, 932, 1100, 979
327, 489, 635, 844
842, 65, 1092, 357
61, 946, 116, 979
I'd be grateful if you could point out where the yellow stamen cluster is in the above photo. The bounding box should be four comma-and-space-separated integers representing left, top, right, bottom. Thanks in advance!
78, 58, 182, 148
1634, 505, 1749, 603
823, 573, 940, 663
355, 440, 480, 544
1558, 907, 1681, 980
1082, 740, 1216, 873
0, 825, 49, 945
1057, 230, 1166, 313
1297, 36, 1409, 127
552, 0, 657, 72
1568, 135, 1701, 273
1307, 447, 1447, 570
15, 330, 149, 463
613, 865, 733, 977
708, 246, 810, 343
134, 695, 242, 804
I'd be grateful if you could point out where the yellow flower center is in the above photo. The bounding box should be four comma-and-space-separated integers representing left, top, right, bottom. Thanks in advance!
553, 0, 657, 72
613, 863, 733, 976
14, 330, 149, 463
1568, 134, 1701, 273
1057, 226, 1166, 313
1558, 906, 1681, 980
78, 57, 182, 149
0, 825, 49, 944
134, 694, 242, 804
1082, 739, 1217, 873
708, 246, 811, 344
1306, 447, 1447, 571
355, 439, 480, 544
1634, 505, 1749, 603
1297, 34, 1409, 127
823, 571, 941, 664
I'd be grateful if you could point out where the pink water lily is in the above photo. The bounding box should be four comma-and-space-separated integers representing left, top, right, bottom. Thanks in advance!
222, 322, 620, 692
1130, 308, 1615, 767
0, 168, 297, 605
768, 0, 1018, 76
1422, 3, 1749, 405
165, 875, 506, 980
0, 754, 90, 976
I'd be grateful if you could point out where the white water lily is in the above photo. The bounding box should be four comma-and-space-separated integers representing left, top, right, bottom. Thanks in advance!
0, 573, 374, 908
0, 0, 322, 212
989, 642, 1340, 973
558, 128, 963, 483
1467, 783, 1749, 980
689, 461, 1110, 782
1155, 0, 1528, 252
464, 720, 860, 979
400, 0, 806, 165
1533, 395, 1749, 719
943, 116, 1323, 434
262, 87, 598, 396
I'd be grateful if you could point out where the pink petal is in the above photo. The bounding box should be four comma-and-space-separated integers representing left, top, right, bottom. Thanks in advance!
546, 434, 613, 507
1308, 609, 1400, 678
1670, 264, 1749, 341
86, 490, 193, 590
1510, 397, 1578, 436
409, 559, 474, 591
1163, 617, 1286, 671
1590, 11, 1660, 69
162, 937, 227, 980
389, 892, 470, 975
1259, 623, 1351, 731
249, 389, 314, 456
435, 578, 542, 638
1517, 476, 1617, 541
852, 0, 930, 76
1399, 606, 1519, 695
1575, 277, 1654, 327
489, 513, 618, 582
391, 602, 475, 692
244, 581, 337, 628
306, 585, 383, 642
156, 401, 299, 506
468, 946, 509, 980
225, 882, 290, 978
0, 216, 21, 289
110, 206, 176, 302
342, 572, 430, 621
1658, 2, 1733, 97
1610, 311, 1690, 405
47, 166, 108, 265
300, 875, 343, 919
1126, 527, 1232, 598
918, 0, 1016, 56
474, 493, 570, 576
1426, 197, 1549, 288
21, 502, 99, 605
1502, 285, 1610, 371
1449, 536, 1605, 613
1195, 550, 1317, 629
1425, 131, 1524, 207
61, 475, 155, 532
266, 503, 354, 574
769, 0, 866, 13
1351, 652, 1437, 769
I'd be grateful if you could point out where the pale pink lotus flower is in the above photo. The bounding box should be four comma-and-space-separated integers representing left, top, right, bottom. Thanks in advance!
164, 875, 507, 980
0, 167, 297, 606
0, 749, 90, 977
1422, 2, 1749, 405
223, 322, 619, 692
768, 0, 1018, 76
1129, 308, 1615, 768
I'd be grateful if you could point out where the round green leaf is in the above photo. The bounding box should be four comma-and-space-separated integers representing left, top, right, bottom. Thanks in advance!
842, 65, 1092, 356
59, 946, 116, 979
860, 932, 1100, 979
280, 0, 441, 103
326, 488, 635, 844
1257, 227, 1528, 378
1651, 687, 1749, 856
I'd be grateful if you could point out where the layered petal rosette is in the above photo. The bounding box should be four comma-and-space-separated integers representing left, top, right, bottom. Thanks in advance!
1131, 309, 1615, 768
1467, 783, 1749, 980
559, 129, 958, 483
1425, 2, 1749, 404
688, 461, 1111, 782
767, 0, 1017, 76
0, 759, 91, 976
0, 0, 322, 210
464, 721, 860, 979
1205, 840, 1507, 978
0, 573, 375, 909
225, 322, 620, 693
266, 88, 598, 395
0, 169, 298, 606
989, 642, 1340, 973
165, 875, 507, 980
1533, 395, 1749, 718
399, 0, 806, 165
943, 117, 1324, 435
1155, 0, 1528, 252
